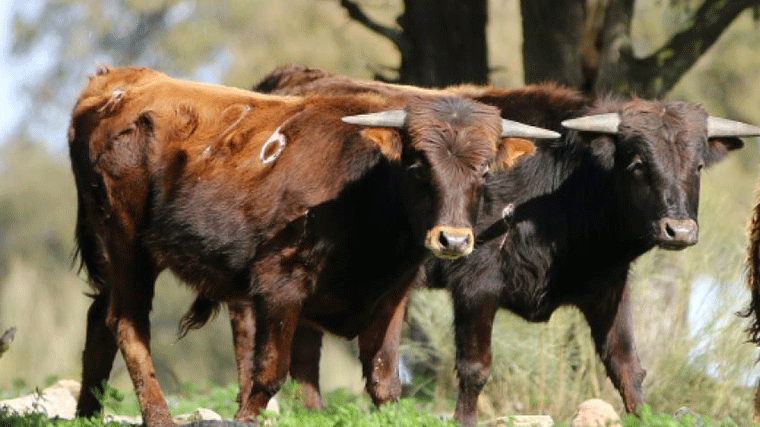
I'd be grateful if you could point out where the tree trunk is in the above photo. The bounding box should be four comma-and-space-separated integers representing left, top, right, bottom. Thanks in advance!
520, 0, 586, 90
340, 0, 489, 87
396, 0, 489, 87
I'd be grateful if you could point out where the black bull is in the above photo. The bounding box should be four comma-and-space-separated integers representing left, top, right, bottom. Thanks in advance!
199, 66, 760, 426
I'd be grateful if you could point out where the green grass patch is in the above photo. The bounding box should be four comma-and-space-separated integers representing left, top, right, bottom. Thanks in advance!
2, 382, 759, 426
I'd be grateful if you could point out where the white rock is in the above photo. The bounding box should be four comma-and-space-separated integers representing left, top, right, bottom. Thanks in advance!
265, 396, 280, 414
572, 399, 621, 427
174, 407, 223, 423
104, 413, 143, 425
0, 379, 80, 419
494, 415, 554, 427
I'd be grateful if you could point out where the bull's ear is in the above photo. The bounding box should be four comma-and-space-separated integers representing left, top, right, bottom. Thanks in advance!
588, 135, 616, 171
705, 137, 743, 167
493, 138, 535, 171
362, 128, 402, 162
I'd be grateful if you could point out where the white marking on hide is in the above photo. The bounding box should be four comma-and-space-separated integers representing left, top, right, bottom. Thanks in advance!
260, 127, 287, 165
99, 89, 125, 113
502, 203, 515, 220
221, 104, 252, 137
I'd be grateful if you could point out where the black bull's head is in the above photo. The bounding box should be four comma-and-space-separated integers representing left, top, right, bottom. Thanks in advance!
562, 103, 760, 250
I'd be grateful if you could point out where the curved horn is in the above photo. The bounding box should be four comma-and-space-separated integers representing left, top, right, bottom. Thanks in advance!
707, 116, 760, 138
501, 119, 560, 139
561, 113, 621, 134
341, 110, 406, 128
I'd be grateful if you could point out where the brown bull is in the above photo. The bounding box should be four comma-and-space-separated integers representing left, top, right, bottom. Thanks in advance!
69, 66, 556, 426
242, 65, 759, 426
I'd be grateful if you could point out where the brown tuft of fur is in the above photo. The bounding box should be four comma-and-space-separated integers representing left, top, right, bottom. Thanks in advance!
740, 185, 760, 346
178, 296, 222, 339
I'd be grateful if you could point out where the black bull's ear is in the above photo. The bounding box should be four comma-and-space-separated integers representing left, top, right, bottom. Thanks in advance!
705, 137, 743, 167
705, 116, 760, 166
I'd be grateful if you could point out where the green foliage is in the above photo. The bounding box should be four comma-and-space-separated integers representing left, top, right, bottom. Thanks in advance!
2, 389, 760, 427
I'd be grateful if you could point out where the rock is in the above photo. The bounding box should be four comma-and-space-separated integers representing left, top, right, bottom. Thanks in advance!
493, 415, 554, 427
175, 408, 223, 423
0, 379, 80, 419
265, 396, 280, 414
104, 413, 143, 425
571, 399, 620, 427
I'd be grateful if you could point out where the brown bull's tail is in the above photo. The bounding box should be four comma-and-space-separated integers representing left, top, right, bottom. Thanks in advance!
252, 64, 331, 94
178, 296, 222, 339
740, 189, 760, 347
69, 81, 112, 296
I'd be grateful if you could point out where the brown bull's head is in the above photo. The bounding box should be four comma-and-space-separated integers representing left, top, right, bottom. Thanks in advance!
344, 97, 559, 259
563, 102, 760, 250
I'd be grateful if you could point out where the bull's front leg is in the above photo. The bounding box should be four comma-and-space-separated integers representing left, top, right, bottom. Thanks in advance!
580, 277, 645, 413
357, 291, 409, 406
451, 289, 499, 427
236, 293, 303, 422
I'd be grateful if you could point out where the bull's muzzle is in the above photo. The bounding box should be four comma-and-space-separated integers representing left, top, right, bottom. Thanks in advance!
425, 226, 474, 259
657, 218, 698, 250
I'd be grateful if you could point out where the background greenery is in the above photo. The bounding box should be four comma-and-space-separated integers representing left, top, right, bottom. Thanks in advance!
1, 0, 760, 425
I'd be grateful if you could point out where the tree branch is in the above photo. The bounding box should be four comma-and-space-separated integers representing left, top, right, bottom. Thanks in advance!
633, 0, 760, 97
596, 0, 760, 97
339, 0, 405, 49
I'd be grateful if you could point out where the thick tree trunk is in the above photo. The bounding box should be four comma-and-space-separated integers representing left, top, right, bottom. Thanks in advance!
397, 0, 489, 87
520, 0, 586, 90
340, 0, 489, 87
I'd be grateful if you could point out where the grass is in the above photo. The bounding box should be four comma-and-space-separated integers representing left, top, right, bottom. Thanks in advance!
0, 381, 757, 426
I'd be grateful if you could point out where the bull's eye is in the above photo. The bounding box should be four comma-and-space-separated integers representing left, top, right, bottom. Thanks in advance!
696, 161, 705, 175
407, 158, 430, 180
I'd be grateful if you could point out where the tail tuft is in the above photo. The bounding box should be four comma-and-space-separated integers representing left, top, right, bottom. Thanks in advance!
178, 296, 221, 339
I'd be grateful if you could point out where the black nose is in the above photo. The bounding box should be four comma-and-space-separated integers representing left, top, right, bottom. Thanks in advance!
438, 230, 472, 253
658, 218, 698, 249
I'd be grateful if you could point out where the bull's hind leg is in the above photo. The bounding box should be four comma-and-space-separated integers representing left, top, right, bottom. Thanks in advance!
357, 291, 408, 406
289, 324, 324, 409
104, 243, 171, 426
76, 293, 119, 418
236, 293, 303, 422
580, 278, 645, 413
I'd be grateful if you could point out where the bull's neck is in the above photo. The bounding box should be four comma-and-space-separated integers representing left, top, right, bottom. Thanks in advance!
488, 142, 648, 266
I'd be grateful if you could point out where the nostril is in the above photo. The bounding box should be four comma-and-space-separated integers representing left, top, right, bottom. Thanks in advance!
664, 222, 676, 239
438, 231, 450, 249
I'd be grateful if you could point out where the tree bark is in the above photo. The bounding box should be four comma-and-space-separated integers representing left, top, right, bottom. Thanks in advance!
603, 0, 760, 98
520, 0, 760, 97
340, 0, 489, 87
520, 0, 586, 89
